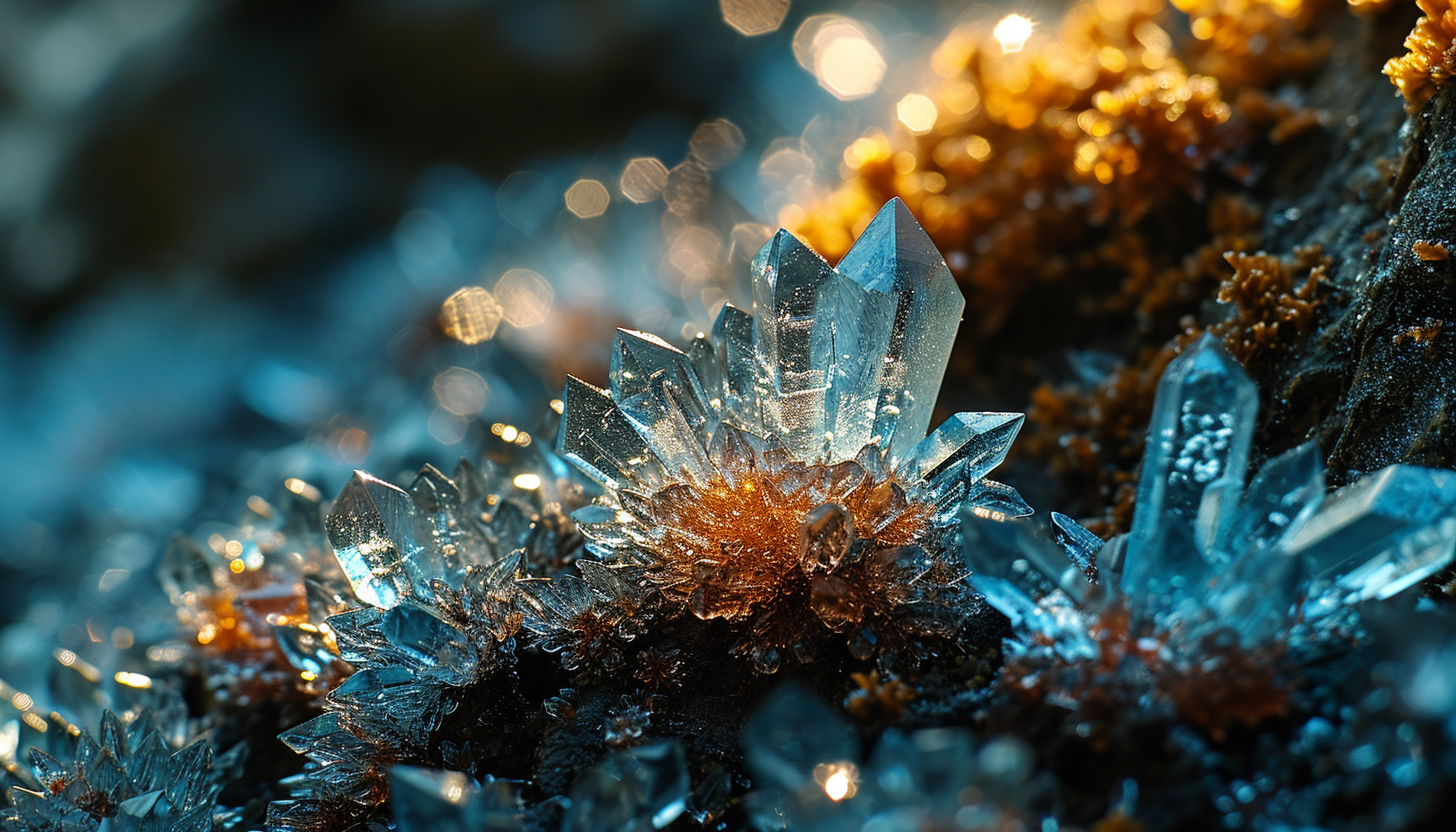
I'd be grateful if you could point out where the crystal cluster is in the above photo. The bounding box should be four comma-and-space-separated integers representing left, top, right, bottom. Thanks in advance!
158, 477, 351, 706
0, 675, 235, 832
561, 198, 1025, 672
967, 333, 1456, 741
267, 430, 589, 830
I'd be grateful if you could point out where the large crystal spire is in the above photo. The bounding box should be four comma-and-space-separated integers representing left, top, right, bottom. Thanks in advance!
828, 199, 966, 465
1122, 334, 1257, 597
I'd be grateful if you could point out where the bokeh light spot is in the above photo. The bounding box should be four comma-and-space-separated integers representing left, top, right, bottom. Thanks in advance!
689, 119, 746, 170
994, 14, 1035, 54
897, 93, 939, 134
441, 286, 504, 344
619, 157, 670, 203
434, 367, 488, 416
565, 179, 611, 218
495, 269, 554, 327
720, 0, 790, 36
794, 16, 885, 100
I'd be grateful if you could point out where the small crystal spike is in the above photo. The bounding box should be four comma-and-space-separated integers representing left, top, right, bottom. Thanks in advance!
897, 412, 1024, 484
830, 199, 966, 465
1122, 334, 1257, 597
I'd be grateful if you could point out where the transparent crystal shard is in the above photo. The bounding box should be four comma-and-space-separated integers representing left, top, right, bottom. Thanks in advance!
748, 230, 838, 458
1224, 440, 1325, 556
896, 413, 1023, 485
558, 376, 668, 490
391, 766, 522, 832
742, 685, 856, 794
1050, 512, 1101, 583
380, 604, 480, 686
970, 575, 1096, 660
562, 740, 689, 832
1272, 465, 1456, 600
327, 472, 441, 609
962, 512, 1083, 601
1122, 334, 1257, 597
713, 303, 765, 433
828, 199, 966, 465
611, 331, 717, 483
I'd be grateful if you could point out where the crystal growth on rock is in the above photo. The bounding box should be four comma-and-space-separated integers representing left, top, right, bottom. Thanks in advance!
560, 198, 1022, 671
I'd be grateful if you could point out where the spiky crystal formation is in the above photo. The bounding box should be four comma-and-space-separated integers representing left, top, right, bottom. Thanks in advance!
0, 706, 230, 832
560, 198, 1026, 670
967, 331, 1456, 669
268, 435, 591, 830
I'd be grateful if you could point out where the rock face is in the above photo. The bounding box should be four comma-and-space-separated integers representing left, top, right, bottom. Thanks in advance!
1327, 86, 1456, 476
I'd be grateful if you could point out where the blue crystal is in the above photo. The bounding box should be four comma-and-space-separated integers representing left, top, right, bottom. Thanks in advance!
829, 200, 965, 465
328, 472, 446, 610
391, 766, 522, 832
562, 741, 689, 832
897, 412, 1023, 485
1123, 334, 1257, 597
1281, 464, 1456, 600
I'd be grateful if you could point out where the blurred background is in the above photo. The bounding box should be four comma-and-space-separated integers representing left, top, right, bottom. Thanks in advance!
0, 0, 1013, 642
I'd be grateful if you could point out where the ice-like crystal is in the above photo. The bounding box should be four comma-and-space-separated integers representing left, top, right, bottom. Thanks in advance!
751, 229, 838, 458
391, 766, 522, 832
562, 741, 690, 832
829, 200, 966, 465
897, 412, 1024, 485
742, 685, 856, 794
1123, 334, 1257, 597
328, 471, 443, 609
0, 707, 225, 832
559, 376, 669, 490
1280, 464, 1456, 595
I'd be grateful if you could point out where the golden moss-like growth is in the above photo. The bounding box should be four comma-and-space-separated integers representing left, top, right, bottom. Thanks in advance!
786, 0, 1329, 352
1384, 0, 1456, 111
1173, 0, 1331, 89
1216, 245, 1330, 364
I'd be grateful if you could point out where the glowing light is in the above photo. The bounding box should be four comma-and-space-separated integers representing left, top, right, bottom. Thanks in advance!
98, 568, 129, 592
897, 93, 939, 134
440, 286, 504, 344
814, 762, 859, 801
565, 179, 611, 218
513, 473, 542, 491
198, 624, 218, 645
434, 367, 489, 416
795, 16, 885, 100
619, 157, 670, 203
300, 670, 318, 682
993, 14, 1035, 54
689, 119, 745, 170
720, 0, 789, 36
114, 672, 153, 689
495, 424, 520, 442
284, 477, 308, 494
495, 269, 554, 328
229, 559, 245, 574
